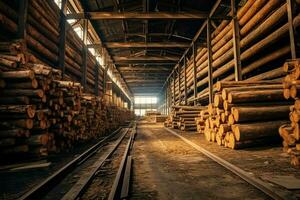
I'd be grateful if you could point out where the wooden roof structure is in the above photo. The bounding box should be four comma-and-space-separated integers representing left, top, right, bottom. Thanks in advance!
76, 0, 228, 95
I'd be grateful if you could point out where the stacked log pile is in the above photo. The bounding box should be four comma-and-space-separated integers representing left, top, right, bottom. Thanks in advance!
198, 80, 290, 149
279, 59, 300, 166
164, 105, 205, 131
0, 0, 104, 93
0, 41, 131, 162
168, 0, 300, 105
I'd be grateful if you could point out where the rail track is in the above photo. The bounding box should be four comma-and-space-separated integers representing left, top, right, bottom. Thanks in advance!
19, 123, 136, 200
164, 127, 297, 200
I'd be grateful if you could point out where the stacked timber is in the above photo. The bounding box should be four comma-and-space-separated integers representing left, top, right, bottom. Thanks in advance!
0, 41, 131, 162
154, 115, 168, 123
0, 0, 104, 93
166, 0, 300, 105
165, 105, 205, 131
279, 59, 300, 167
199, 80, 290, 149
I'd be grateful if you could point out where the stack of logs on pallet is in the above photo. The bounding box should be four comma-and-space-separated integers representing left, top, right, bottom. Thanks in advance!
279, 59, 300, 166
0, 41, 131, 162
198, 80, 291, 149
0, 0, 104, 93
169, 0, 300, 106
164, 106, 205, 131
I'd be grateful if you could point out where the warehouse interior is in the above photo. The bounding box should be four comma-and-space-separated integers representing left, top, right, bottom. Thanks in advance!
0, 0, 300, 199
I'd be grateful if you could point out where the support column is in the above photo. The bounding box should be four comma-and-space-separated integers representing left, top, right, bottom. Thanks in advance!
173, 72, 175, 106
165, 88, 167, 115
178, 64, 182, 104
193, 43, 197, 105
231, 0, 242, 81
82, 19, 88, 90
94, 64, 99, 96
18, 0, 28, 39
184, 56, 187, 105
58, 0, 67, 78
287, 0, 297, 59
207, 18, 214, 104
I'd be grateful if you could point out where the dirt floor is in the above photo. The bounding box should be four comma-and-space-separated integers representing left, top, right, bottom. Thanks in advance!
130, 123, 276, 200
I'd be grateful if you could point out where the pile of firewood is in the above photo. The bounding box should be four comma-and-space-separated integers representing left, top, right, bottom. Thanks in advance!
198, 80, 290, 149
279, 59, 300, 166
164, 105, 205, 131
0, 41, 131, 162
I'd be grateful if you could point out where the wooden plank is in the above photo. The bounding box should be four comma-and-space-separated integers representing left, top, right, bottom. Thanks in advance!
66, 11, 209, 20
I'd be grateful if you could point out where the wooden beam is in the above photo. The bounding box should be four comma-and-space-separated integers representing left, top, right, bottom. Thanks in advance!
66, 11, 208, 20
207, 18, 213, 104
58, 0, 67, 78
125, 78, 166, 81
94, 64, 99, 96
88, 42, 190, 48
184, 56, 187, 105
81, 19, 88, 90
118, 67, 172, 71
17, 0, 28, 39
231, 0, 242, 81
173, 72, 175, 105
114, 56, 180, 61
193, 43, 197, 105
287, 0, 297, 59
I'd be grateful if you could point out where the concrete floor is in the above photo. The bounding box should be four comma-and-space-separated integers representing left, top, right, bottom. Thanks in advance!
130, 124, 272, 200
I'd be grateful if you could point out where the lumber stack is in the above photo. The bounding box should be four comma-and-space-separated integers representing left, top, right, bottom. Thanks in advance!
279, 59, 300, 167
198, 80, 290, 149
167, 0, 299, 106
0, 41, 131, 163
155, 115, 168, 123
165, 105, 205, 131
0, 0, 104, 93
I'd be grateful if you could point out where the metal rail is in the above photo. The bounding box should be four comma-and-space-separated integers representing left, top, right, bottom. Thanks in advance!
164, 127, 297, 200
19, 127, 122, 200
108, 128, 134, 200
61, 128, 130, 200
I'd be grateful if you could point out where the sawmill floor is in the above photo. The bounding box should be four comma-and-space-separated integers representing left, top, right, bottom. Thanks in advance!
0, 138, 102, 200
130, 123, 300, 199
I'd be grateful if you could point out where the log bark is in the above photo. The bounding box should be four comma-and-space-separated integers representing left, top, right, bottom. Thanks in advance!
233, 120, 288, 141
227, 89, 285, 103
232, 105, 290, 122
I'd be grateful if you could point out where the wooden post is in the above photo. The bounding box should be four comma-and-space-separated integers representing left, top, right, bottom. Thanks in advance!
82, 19, 88, 90
287, 0, 297, 59
173, 72, 175, 105
207, 18, 214, 104
18, 0, 28, 39
165, 87, 167, 115
178, 64, 182, 104
94, 64, 99, 96
184, 56, 187, 105
231, 0, 242, 81
59, 0, 67, 78
193, 43, 197, 105
103, 62, 108, 97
